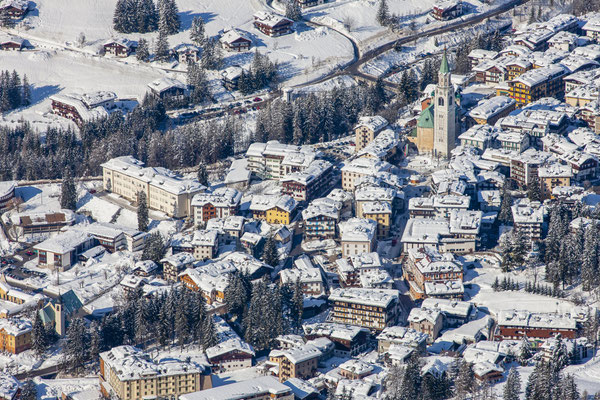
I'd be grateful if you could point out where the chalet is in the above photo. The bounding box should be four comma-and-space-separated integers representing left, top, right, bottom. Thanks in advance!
253, 11, 293, 37
240, 232, 263, 257
339, 359, 374, 380
269, 344, 322, 381
221, 66, 245, 91
431, 0, 463, 21
147, 77, 187, 100
120, 274, 147, 296
8, 210, 75, 236
220, 29, 252, 52
0, 0, 30, 18
303, 323, 370, 357
50, 91, 116, 125
132, 260, 159, 277
173, 43, 200, 64
408, 307, 444, 341
376, 326, 429, 356
206, 316, 255, 372
103, 38, 136, 57
0, 36, 23, 51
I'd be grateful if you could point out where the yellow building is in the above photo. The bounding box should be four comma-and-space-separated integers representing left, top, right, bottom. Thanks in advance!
538, 164, 572, 200
0, 318, 32, 354
362, 202, 392, 239
269, 344, 322, 382
415, 105, 434, 154
100, 345, 212, 400
354, 116, 388, 152
504, 65, 566, 107
249, 195, 297, 225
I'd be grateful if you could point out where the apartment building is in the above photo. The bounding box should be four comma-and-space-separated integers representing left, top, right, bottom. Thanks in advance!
339, 218, 377, 258
403, 247, 464, 300
401, 214, 480, 255
102, 156, 205, 218
33, 230, 96, 270
99, 345, 212, 400
246, 141, 316, 180
408, 194, 470, 219
354, 116, 388, 152
249, 195, 298, 225
280, 255, 325, 296
357, 129, 402, 162
407, 307, 444, 341
509, 148, 555, 188
0, 318, 32, 354
191, 188, 241, 225
511, 200, 545, 241
180, 377, 293, 400
161, 252, 196, 282
341, 158, 393, 192
504, 65, 567, 107
458, 124, 498, 150
376, 326, 429, 355
191, 230, 219, 261
281, 159, 333, 202
336, 252, 384, 288
355, 186, 400, 219
361, 202, 392, 239
538, 163, 572, 199
269, 344, 322, 382
328, 288, 400, 331
302, 197, 341, 240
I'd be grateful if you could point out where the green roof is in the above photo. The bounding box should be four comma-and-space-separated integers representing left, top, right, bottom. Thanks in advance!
440, 49, 449, 74
53, 290, 83, 316
417, 105, 435, 129
39, 304, 55, 325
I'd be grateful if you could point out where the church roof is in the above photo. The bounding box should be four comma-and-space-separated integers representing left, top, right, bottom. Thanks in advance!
417, 105, 435, 129
440, 50, 450, 74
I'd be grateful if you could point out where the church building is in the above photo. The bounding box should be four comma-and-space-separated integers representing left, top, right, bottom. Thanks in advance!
414, 50, 461, 158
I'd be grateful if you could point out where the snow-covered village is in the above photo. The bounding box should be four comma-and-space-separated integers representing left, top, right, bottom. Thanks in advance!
5, 0, 600, 399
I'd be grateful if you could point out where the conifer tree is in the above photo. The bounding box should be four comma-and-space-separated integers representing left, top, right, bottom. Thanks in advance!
399, 352, 422, 400
188, 63, 210, 104
142, 232, 165, 263
137, 191, 149, 232
518, 335, 532, 366
504, 368, 522, 400
190, 16, 206, 46
527, 175, 541, 202
136, 38, 150, 62
377, 0, 390, 26
60, 170, 77, 210
20, 381, 36, 400
32, 312, 48, 357
89, 320, 103, 361
62, 317, 88, 373
262, 237, 279, 267
21, 74, 31, 106
159, 0, 180, 35
113, 0, 130, 32
455, 361, 476, 400
155, 30, 170, 62
201, 315, 218, 349
292, 278, 304, 332
498, 180, 513, 224
285, 0, 302, 21
197, 162, 209, 186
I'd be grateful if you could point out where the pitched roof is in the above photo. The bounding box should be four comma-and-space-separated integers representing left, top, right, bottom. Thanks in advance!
417, 105, 434, 129
440, 49, 450, 74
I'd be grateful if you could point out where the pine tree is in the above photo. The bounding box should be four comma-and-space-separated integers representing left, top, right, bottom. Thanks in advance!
89, 320, 103, 361
399, 352, 422, 400
113, 0, 130, 32
32, 312, 48, 357
60, 170, 77, 210
551, 334, 569, 373
142, 232, 165, 263
159, 0, 180, 35
63, 317, 89, 374
529, 6, 536, 23
292, 278, 304, 332
498, 180, 513, 224
377, 0, 390, 26
285, 0, 302, 21
20, 381, 36, 400
200, 38, 223, 70
136, 38, 150, 62
155, 30, 170, 63
527, 175, 541, 202
504, 368, 522, 400
134, 296, 148, 346
190, 16, 206, 46
175, 295, 189, 348
455, 361, 476, 400
21, 74, 30, 106
188, 63, 210, 104
262, 237, 279, 267
518, 335, 532, 366
137, 191, 149, 232
201, 315, 218, 349
196, 162, 209, 186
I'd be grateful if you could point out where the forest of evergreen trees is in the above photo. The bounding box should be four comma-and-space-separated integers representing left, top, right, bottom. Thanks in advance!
0, 70, 30, 113
113, 0, 179, 34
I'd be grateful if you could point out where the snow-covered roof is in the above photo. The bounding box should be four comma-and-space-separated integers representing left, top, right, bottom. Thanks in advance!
329, 288, 399, 308
120, 274, 147, 289
253, 11, 293, 28
50, 93, 110, 122
468, 49, 498, 60
0, 373, 19, 400
219, 28, 251, 45
302, 197, 341, 220
281, 159, 332, 186
246, 140, 315, 159
133, 260, 158, 274
282, 378, 319, 400
339, 218, 377, 242
355, 115, 388, 132
0, 282, 40, 303
512, 65, 566, 87
104, 37, 136, 49
147, 77, 186, 94
497, 310, 577, 330
355, 185, 397, 202
339, 359, 374, 376
302, 322, 369, 341
192, 187, 241, 208
357, 129, 400, 159
538, 163, 572, 178
362, 201, 392, 215
449, 210, 482, 235
270, 343, 322, 364
560, 55, 599, 73
341, 157, 393, 176
511, 200, 544, 224
280, 255, 323, 287
160, 252, 195, 267
221, 65, 244, 81
377, 326, 429, 347
468, 96, 515, 120
408, 307, 442, 324
424, 280, 464, 296
249, 194, 297, 213
101, 156, 205, 195
401, 218, 450, 245
206, 316, 255, 360
182, 377, 290, 400
421, 298, 474, 318
33, 230, 92, 254
0, 317, 32, 336
225, 158, 251, 184
173, 43, 200, 53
